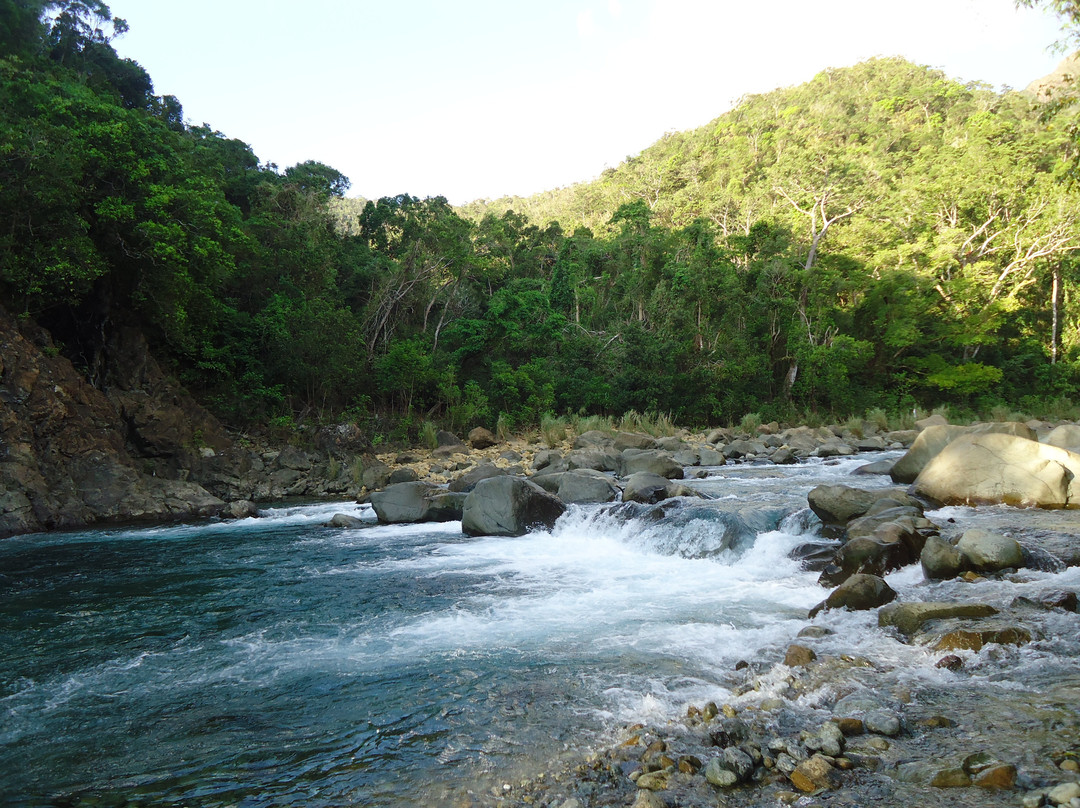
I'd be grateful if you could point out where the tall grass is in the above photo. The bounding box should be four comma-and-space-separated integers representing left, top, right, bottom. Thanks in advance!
540, 414, 568, 448
419, 419, 439, 450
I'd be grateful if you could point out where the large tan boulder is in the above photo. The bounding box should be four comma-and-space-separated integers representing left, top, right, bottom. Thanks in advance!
913, 433, 1080, 508
1043, 424, 1080, 453
890, 422, 1037, 483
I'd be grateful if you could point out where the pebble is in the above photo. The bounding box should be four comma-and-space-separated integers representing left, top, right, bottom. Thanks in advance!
865, 710, 901, 736
632, 791, 667, 808
784, 644, 817, 666
635, 771, 669, 791
1049, 783, 1080, 805
703, 758, 739, 787
931, 767, 972, 787
1063, 760, 1080, 773
936, 654, 964, 671
791, 754, 841, 792
974, 763, 1017, 789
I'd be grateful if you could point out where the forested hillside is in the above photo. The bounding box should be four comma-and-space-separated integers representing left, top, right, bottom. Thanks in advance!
3, 2, 1079, 442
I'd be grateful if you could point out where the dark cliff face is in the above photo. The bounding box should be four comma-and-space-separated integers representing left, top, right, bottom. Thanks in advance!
0, 307, 230, 538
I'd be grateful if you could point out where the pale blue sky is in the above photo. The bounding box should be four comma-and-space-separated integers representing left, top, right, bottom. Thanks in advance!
107, 0, 1069, 204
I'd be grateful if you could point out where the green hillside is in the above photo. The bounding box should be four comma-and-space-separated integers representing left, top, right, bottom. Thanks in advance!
2, 3, 1079, 439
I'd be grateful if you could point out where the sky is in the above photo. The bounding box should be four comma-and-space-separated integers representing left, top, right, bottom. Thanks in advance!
106, 0, 1070, 205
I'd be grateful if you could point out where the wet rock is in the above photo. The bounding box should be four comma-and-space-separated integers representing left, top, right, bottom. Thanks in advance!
790, 754, 841, 792
932, 767, 972, 787
634, 771, 669, 790
467, 426, 498, 449
809, 574, 896, 617
798, 625, 833, 639
956, 528, 1025, 571
974, 763, 1018, 789
878, 601, 998, 636
327, 513, 364, 528
920, 535, 965, 580
864, 710, 901, 736
784, 644, 817, 667
770, 448, 798, 465
852, 459, 895, 475
223, 499, 258, 519
818, 535, 911, 587
461, 476, 566, 537
703, 758, 738, 787
934, 626, 1032, 652
723, 746, 755, 781
935, 654, 964, 671
631, 791, 668, 808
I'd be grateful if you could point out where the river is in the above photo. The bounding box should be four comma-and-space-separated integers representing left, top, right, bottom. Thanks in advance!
2, 452, 1078, 806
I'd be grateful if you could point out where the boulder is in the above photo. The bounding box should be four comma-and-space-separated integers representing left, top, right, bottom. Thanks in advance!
435, 430, 462, 447
449, 463, 509, 493
461, 476, 566, 536
723, 439, 767, 459
809, 574, 896, 617
915, 413, 949, 430
371, 482, 466, 523
920, 535, 965, 580
327, 512, 365, 528
913, 433, 1080, 508
386, 467, 419, 485
1043, 423, 1080, 453
807, 485, 914, 525
314, 422, 370, 457
223, 500, 258, 520
531, 449, 567, 473
556, 469, 619, 504
618, 450, 684, 479
878, 601, 998, 636
567, 447, 619, 472
891, 422, 1038, 484
817, 536, 911, 587
622, 472, 676, 504
956, 528, 1025, 571
813, 440, 857, 458
851, 459, 895, 476
573, 430, 614, 449
697, 447, 727, 466
614, 431, 657, 451
467, 426, 498, 449
432, 442, 469, 459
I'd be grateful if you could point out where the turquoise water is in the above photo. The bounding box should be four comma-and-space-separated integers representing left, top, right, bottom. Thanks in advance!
0, 458, 902, 806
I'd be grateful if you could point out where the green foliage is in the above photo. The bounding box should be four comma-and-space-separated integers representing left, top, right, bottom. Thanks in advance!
3, 13, 1078, 440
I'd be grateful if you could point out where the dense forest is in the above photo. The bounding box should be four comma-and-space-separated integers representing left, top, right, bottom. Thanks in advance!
3, 1, 1080, 443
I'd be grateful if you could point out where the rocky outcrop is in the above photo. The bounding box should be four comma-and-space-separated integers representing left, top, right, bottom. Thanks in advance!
0, 307, 228, 537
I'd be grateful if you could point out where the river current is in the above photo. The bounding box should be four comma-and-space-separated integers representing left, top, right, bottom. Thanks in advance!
2, 452, 1078, 806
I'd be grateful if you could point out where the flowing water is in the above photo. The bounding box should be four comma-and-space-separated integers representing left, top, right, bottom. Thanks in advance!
2, 453, 1078, 807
